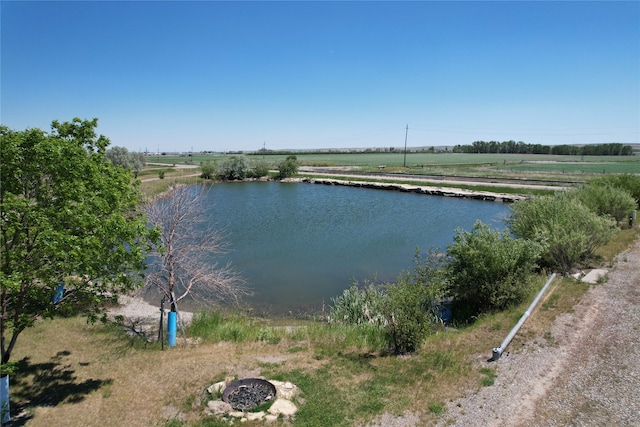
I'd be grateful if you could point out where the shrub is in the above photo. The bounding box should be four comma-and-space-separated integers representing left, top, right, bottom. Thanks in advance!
588, 173, 640, 207
217, 156, 250, 180
381, 275, 441, 354
381, 250, 449, 353
248, 160, 270, 178
573, 184, 637, 223
199, 160, 217, 180
277, 155, 298, 179
328, 281, 386, 327
447, 221, 542, 319
508, 193, 615, 272
328, 250, 448, 354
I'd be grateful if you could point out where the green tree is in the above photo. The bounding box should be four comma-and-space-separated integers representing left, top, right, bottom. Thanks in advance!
447, 221, 542, 320
0, 118, 156, 367
277, 155, 298, 179
106, 146, 146, 177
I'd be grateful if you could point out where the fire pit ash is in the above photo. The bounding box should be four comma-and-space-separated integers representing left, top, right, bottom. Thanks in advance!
221, 378, 277, 411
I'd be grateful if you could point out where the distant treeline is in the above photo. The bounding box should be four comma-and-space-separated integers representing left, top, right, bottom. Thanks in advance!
453, 140, 633, 156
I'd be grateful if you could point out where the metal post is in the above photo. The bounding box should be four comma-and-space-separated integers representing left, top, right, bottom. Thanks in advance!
492, 273, 556, 361
158, 297, 165, 350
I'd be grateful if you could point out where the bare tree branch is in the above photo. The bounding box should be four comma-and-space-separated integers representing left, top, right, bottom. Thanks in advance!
145, 184, 249, 310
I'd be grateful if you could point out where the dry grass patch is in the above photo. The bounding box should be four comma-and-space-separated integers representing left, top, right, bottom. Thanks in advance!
9, 318, 295, 426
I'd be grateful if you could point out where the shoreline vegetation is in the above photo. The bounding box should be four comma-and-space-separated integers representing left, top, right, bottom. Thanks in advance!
8, 148, 640, 426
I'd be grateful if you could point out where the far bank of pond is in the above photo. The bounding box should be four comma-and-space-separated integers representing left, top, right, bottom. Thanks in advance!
287, 177, 528, 203
150, 181, 511, 316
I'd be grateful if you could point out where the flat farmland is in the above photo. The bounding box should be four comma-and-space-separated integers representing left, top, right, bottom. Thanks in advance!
154, 152, 639, 181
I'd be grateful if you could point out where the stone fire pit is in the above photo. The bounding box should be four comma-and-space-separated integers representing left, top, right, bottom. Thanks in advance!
222, 378, 277, 411
206, 378, 300, 423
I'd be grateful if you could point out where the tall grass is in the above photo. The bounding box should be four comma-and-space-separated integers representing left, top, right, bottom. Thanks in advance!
188, 311, 260, 343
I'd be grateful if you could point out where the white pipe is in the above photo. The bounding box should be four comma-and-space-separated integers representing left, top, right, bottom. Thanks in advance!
492, 273, 556, 361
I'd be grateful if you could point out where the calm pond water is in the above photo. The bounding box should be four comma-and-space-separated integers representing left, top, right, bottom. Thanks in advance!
182, 181, 511, 315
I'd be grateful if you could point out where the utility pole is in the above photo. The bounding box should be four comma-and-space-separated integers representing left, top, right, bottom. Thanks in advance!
403, 124, 409, 168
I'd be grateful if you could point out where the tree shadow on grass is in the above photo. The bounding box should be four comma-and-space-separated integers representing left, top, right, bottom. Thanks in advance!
7, 350, 112, 426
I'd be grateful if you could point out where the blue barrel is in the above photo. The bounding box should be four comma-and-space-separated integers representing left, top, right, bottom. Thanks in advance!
167, 311, 177, 347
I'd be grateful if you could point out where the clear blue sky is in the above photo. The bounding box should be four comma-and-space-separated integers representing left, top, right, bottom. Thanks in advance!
2, 1, 639, 152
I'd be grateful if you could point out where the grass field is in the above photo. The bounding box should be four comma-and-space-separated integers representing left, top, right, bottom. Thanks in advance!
136, 151, 638, 198
152, 152, 640, 178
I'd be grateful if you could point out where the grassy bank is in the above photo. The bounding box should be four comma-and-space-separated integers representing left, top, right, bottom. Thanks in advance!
9, 228, 637, 426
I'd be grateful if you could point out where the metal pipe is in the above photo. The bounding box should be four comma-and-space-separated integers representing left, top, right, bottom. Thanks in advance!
492, 273, 556, 361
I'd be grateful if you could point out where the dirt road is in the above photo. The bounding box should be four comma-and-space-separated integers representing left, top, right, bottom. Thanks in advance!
438, 234, 640, 426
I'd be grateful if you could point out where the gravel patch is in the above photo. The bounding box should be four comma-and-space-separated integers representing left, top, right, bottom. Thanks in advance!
437, 234, 640, 427
361, 411, 421, 427
108, 295, 194, 339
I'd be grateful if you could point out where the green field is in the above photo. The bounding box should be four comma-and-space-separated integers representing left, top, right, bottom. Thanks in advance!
152, 152, 639, 177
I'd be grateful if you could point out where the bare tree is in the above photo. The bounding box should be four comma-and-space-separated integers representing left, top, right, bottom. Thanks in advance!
145, 184, 248, 315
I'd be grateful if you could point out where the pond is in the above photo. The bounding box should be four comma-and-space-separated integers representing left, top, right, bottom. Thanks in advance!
158, 181, 511, 316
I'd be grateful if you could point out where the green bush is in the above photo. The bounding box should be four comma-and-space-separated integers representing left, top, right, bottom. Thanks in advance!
199, 160, 217, 180
381, 250, 449, 354
216, 156, 250, 180
588, 173, 640, 207
277, 155, 298, 179
329, 251, 448, 354
447, 221, 542, 319
508, 193, 615, 272
250, 160, 270, 178
573, 184, 637, 223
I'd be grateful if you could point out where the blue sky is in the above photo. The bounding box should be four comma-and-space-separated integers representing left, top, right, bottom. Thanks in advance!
2, 1, 639, 152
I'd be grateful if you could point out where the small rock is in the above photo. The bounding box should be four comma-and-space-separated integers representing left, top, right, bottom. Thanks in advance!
272, 380, 300, 400
229, 411, 245, 418
265, 414, 279, 423
268, 398, 298, 416
569, 270, 583, 280
206, 400, 232, 415
207, 381, 226, 395
582, 269, 608, 284
246, 411, 265, 421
